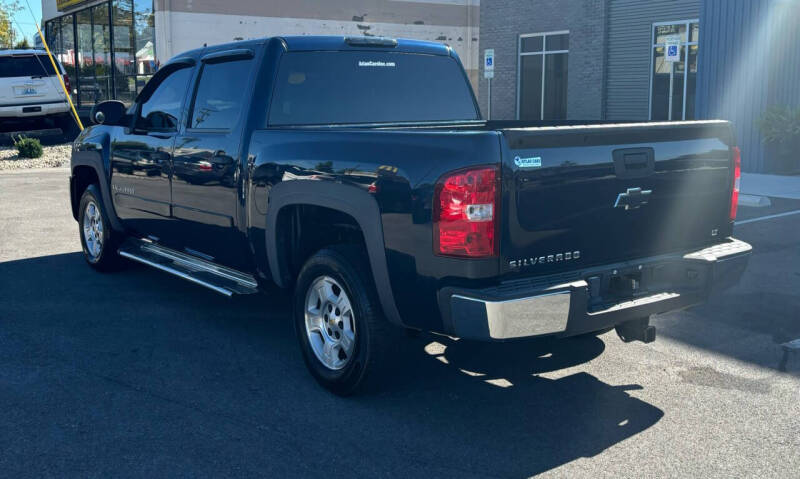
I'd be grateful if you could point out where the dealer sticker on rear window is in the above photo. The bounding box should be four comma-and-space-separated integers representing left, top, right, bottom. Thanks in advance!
358, 60, 396, 67
514, 156, 542, 168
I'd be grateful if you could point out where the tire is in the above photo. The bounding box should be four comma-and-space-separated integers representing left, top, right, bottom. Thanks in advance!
78, 184, 124, 272
293, 245, 395, 396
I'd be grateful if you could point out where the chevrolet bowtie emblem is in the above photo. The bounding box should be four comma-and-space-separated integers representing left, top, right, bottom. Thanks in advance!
614, 187, 652, 210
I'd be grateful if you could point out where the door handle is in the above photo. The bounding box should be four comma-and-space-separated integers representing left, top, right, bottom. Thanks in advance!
613, 147, 655, 179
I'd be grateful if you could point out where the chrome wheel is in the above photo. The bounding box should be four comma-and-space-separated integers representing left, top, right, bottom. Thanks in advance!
304, 276, 356, 370
82, 200, 104, 261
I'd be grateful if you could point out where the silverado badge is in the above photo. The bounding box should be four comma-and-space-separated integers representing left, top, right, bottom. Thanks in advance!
509, 251, 580, 269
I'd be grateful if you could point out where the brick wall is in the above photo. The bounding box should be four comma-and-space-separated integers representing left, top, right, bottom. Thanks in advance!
478, 0, 606, 120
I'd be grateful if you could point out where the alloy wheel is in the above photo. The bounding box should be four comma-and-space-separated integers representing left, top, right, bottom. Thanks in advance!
82, 200, 104, 261
304, 276, 357, 370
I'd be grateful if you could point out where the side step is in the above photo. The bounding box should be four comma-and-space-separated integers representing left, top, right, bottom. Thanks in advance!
118, 239, 259, 297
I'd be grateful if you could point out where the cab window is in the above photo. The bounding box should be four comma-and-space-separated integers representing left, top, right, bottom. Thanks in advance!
137, 67, 193, 132
269, 51, 479, 126
189, 59, 252, 130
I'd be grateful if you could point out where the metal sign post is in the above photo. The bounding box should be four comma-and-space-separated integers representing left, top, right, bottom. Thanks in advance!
664, 35, 681, 121
484, 49, 494, 120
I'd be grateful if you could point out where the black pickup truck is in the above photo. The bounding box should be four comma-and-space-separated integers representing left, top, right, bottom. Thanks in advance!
70, 36, 751, 394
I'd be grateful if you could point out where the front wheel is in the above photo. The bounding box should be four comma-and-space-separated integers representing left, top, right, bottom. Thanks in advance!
293, 245, 394, 396
78, 184, 124, 271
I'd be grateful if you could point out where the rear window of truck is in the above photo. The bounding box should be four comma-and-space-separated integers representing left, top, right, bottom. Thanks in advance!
0, 55, 58, 78
269, 51, 479, 125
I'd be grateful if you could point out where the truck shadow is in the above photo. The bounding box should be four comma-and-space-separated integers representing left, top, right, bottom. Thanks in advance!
365, 334, 663, 476
0, 252, 664, 477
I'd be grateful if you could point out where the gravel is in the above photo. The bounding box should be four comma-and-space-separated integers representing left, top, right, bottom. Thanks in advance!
0, 144, 72, 170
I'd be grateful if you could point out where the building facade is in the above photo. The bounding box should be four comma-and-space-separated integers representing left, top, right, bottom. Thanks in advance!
479, 0, 800, 173
479, 0, 607, 121
40, 0, 480, 108
696, 0, 800, 173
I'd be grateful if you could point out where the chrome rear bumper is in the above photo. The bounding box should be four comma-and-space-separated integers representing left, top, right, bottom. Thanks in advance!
440, 238, 752, 341
452, 283, 579, 339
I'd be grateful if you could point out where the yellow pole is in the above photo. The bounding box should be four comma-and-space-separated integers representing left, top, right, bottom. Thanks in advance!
33, 22, 84, 131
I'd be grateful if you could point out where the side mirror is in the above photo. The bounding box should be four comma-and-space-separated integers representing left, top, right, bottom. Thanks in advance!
91, 100, 126, 126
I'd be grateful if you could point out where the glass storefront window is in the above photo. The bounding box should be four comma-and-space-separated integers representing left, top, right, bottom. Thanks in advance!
44, 1, 155, 107
134, 0, 156, 76
654, 24, 688, 44
113, 0, 155, 104
62, 15, 77, 102
112, 0, 135, 103
45, 21, 56, 53
76, 9, 95, 105
650, 21, 699, 121
46, 15, 77, 103
93, 3, 112, 105
518, 32, 570, 120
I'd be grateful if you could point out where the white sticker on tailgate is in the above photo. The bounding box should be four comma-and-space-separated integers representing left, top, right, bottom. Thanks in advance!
14, 86, 41, 97
514, 156, 542, 168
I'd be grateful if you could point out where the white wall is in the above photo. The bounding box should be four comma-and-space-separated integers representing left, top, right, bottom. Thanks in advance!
41, 0, 60, 22
155, 11, 479, 86
40, 0, 480, 88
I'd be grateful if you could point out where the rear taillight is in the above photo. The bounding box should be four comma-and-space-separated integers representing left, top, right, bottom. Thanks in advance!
730, 146, 741, 221
62, 73, 71, 95
434, 166, 499, 258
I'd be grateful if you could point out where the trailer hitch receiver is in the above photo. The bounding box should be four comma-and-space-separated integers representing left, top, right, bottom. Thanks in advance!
616, 317, 656, 344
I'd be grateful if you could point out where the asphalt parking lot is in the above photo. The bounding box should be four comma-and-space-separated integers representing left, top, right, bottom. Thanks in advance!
1, 168, 799, 478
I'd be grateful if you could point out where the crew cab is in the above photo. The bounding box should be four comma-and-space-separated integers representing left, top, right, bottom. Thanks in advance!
70, 36, 751, 395
0, 49, 72, 131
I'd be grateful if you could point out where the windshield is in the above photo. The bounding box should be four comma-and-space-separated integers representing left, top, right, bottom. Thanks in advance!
269, 51, 479, 126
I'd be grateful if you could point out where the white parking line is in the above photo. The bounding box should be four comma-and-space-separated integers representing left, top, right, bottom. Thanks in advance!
735, 209, 800, 225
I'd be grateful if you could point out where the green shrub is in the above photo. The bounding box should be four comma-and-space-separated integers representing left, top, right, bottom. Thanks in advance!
13, 136, 44, 159
757, 105, 800, 144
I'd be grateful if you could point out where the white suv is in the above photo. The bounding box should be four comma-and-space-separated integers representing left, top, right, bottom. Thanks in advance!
0, 49, 73, 131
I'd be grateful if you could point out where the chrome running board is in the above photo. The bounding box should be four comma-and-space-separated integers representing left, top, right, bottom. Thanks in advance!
118, 239, 259, 297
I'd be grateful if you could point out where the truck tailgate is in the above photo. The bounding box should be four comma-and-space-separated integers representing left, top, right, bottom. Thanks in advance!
500, 120, 735, 276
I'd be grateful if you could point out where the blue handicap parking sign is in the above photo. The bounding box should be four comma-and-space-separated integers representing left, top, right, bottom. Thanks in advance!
486, 57, 493, 66
668, 45, 678, 56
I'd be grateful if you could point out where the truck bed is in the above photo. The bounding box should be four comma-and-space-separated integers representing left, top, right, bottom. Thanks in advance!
366, 118, 735, 278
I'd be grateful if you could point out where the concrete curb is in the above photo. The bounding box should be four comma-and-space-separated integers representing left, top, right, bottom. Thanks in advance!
738, 194, 771, 208
0, 166, 70, 175
741, 173, 800, 200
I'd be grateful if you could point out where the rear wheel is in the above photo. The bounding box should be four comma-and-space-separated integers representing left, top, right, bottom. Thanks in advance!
78, 184, 124, 271
293, 245, 394, 395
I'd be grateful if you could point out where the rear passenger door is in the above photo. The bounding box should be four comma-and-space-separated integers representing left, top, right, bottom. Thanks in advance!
171, 50, 255, 270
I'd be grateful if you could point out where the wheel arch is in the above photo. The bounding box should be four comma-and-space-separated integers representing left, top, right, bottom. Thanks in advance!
70, 131, 123, 232
265, 180, 403, 326
70, 164, 99, 220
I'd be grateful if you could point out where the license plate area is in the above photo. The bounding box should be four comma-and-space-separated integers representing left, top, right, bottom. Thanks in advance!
608, 271, 644, 298
586, 260, 707, 312
15, 86, 40, 97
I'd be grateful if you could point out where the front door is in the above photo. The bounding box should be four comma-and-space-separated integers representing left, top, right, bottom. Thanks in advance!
171, 54, 255, 269
110, 64, 194, 241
